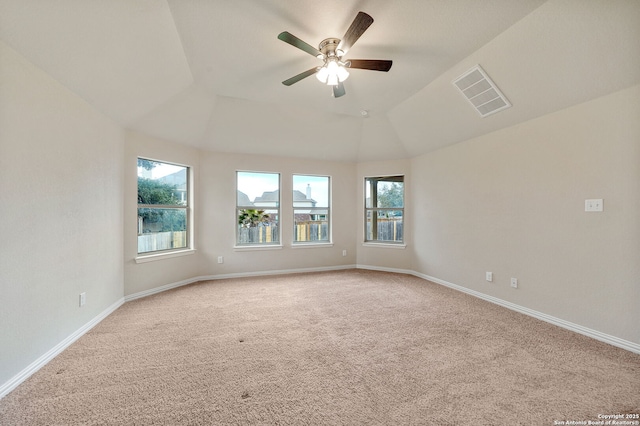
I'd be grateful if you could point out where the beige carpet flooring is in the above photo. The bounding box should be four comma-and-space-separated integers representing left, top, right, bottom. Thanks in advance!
1, 270, 639, 425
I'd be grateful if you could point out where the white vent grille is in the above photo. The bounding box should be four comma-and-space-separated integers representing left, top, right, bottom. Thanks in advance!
453, 65, 511, 117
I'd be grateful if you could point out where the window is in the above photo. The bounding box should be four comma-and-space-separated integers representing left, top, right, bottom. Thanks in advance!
237, 171, 280, 246
293, 175, 330, 244
137, 158, 190, 254
365, 176, 404, 243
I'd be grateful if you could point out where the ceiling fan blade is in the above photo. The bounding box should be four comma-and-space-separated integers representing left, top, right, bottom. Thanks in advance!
347, 59, 393, 72
337, 11, 374, 55
332, 81, 346, 98
282, 67, 318, 86
278, 32, 323, 58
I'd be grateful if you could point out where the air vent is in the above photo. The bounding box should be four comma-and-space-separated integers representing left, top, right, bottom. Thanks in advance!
453, 65, 511, 117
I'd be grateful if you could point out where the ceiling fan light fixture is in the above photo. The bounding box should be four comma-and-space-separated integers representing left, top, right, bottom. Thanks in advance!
336, 65, 349, 82
278, 11, 390, 97
316, 58, 349, 86
316, 66, 329, 83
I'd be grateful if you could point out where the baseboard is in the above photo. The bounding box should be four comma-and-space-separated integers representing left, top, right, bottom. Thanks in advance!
0, 298, 124, 399
124, 264, 358, 302
198, 264, 357, 282
356, 264, 415, 276
407, 270, 640, 355
5, 264, 638, 400
130, 263, 640, 355
124, 276, 202, 302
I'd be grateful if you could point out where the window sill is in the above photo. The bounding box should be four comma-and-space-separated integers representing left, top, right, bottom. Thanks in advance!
291, 242, 334, 249
234, 244, 283, 252
135, 249, 196, 264
362, 242, 407, 249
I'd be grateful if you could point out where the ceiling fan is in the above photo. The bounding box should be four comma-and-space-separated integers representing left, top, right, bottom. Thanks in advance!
277, 11, 392, 98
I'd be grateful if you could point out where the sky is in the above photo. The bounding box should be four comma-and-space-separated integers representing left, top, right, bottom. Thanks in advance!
137, 162, 184, 179
238, 172, 329, 207
139, 165, 330, 207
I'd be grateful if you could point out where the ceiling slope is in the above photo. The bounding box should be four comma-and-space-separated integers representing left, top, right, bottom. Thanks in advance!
2, 1, 638, 161
388, 0, 640, 157
0, 0, 193, 124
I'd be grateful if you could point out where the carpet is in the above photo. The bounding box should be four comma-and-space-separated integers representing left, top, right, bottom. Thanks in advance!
1, 270, 638, 425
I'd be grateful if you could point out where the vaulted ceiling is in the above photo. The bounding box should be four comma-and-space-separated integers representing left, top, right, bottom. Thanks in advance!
1, 0, 639, 161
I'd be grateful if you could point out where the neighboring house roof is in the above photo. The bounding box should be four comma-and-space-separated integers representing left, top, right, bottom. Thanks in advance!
254, 190, 317, 206
294, 190, 315, 203
254, 190, 278, 203
237, 191, 253, 206
157, 170, 186, 191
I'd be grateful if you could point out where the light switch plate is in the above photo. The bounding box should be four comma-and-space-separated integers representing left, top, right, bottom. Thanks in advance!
585, 199, 603, 212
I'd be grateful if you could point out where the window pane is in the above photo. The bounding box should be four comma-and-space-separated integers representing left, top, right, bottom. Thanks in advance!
293, 175, 329, 208
236, 171, 280, 245
365, 210, 403, 242
237, 209, 279, 244
137, 158, 190, 255
365, 176, 404, 243
365, 177, 403, 208
137, 160, 187, 205
137, 208, 187, 253
237, 172, 279, 207
293, 175, 330, 244
294, 210, 329, 242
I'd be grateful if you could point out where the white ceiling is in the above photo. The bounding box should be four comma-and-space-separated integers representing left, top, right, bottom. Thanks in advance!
1, 0, 639, 162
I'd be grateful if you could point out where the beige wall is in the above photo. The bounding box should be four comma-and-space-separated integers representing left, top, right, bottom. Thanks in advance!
197, 151, 357, 277
410, 84, 640, 344
123, 135, 358, 296
0, 42, 124, 385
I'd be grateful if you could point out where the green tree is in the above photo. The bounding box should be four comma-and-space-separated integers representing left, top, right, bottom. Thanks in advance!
238, 209, 270, 228
378, 182, 404, 208
137, 158, 158, 171
137, 178, 180, 205
138, 178, 184, 232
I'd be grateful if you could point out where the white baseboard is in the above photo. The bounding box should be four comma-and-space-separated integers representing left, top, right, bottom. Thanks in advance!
0, 298, 124, 399
4, 264, 638, 400
124, 264, 358, 302
198, 264, 357, 282
124, 276, 202, 302
401, 268, 640, 355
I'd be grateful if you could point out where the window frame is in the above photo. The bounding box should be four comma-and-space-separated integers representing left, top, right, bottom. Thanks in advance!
136, 157, 192, 257
364, 175, 405, 245
235, 170, 281, 247
292, 174, 331, 245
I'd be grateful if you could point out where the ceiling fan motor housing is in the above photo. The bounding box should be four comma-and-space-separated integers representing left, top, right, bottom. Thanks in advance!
318, 38, 342, 58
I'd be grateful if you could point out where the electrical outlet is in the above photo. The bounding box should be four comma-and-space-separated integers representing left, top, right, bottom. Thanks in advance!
486, 272, 493, 282
510, 278, 518, 289
342, 250, 347, 257
217, 256, 224, 264
79, 292, 86, 307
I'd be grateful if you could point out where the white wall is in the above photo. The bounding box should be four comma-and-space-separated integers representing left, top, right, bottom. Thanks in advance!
0, 42, 124, 386
410, 84, 640, 344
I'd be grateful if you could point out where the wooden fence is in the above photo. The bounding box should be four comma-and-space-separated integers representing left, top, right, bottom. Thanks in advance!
294, 222, 329, 242
367, 218, 403, 242
138, 231, 187, 253
237, 225, 279, 244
